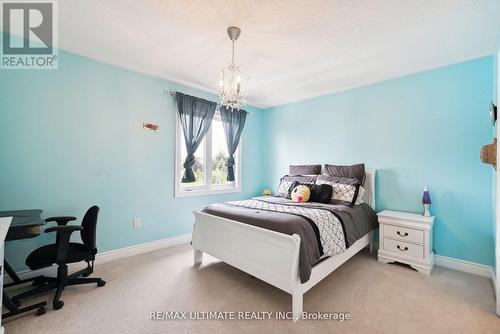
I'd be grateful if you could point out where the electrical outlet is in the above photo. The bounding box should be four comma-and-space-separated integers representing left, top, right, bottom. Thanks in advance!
133, 218, 141, 229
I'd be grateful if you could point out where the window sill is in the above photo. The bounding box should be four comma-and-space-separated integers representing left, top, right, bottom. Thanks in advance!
175, 186, 241, 198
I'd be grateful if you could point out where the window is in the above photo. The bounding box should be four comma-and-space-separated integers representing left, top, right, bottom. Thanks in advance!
175, 110, 241, 197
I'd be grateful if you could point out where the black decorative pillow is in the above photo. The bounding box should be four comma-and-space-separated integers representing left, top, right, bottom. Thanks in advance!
315, 175, 360, 206
275, 175, 317, 198
310, 184, 333, 203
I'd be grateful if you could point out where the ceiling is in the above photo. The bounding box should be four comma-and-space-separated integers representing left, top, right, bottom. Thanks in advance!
59, 0, 500, 108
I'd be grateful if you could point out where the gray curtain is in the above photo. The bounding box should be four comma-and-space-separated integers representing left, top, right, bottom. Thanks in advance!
176, 92, 217, 183
220, 106, 247, 181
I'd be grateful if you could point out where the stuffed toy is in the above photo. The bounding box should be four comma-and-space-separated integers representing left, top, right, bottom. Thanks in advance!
291, 185, 311, 203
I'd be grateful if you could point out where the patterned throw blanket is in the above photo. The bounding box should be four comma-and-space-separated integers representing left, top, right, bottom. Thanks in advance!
227, 199, 347, 257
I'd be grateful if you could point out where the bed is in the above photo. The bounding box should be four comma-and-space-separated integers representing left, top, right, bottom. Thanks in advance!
192, 169, 377, 321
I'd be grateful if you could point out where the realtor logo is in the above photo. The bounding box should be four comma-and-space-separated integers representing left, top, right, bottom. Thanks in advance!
1, 0, 58, 69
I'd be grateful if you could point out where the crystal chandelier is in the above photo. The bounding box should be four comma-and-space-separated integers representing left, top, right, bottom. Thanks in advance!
219, 26, 249, 110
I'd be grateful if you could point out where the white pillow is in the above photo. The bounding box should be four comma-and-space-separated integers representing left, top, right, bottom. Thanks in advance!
316, 179, 358, 205
355, 186, 365, 205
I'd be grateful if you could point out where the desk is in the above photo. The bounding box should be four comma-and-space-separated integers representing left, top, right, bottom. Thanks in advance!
0, 210, 47, 319
1, 210, 46, 284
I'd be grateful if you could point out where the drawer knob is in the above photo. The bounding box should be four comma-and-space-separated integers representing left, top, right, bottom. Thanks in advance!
396, 245, 408, 251
397, 231, 409, 237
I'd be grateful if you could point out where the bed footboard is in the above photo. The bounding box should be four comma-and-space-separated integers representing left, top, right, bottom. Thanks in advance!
192, 211, 372, 321
192, 211, 301, 293
192, 211, 303, 319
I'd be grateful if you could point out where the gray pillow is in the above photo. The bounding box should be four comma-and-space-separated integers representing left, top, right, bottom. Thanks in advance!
324, 163, 366, 185
289, 164, 321, 175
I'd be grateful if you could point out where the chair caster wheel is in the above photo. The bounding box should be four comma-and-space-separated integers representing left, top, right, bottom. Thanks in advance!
97, 280, 106, 287
53, 301, 64, 310
37, 307, 46, 316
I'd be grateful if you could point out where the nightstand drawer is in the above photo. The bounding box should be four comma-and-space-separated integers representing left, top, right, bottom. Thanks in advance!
383, 238, 424, 259
384, 225, 423, 244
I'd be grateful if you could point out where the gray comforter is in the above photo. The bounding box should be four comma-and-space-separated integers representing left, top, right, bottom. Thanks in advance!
201, 196, 378, 283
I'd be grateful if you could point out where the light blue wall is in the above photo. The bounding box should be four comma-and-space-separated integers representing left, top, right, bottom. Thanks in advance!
493, 54, 497, 104
0, 49, 268, 271
493, 52, 498, 271
265, 57, 495, 266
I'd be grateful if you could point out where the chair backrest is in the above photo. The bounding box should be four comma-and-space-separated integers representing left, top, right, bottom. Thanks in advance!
81, 206, 99, 254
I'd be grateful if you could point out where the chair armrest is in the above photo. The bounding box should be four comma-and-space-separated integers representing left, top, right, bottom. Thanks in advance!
45, 216, 77, 226
45, 226, 83, 262
45, 225, 82, 234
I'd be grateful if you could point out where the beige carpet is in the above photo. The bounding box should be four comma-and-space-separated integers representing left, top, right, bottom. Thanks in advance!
3, 243, 500, 334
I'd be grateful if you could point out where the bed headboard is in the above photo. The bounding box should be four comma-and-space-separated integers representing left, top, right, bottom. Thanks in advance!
364, 168, 376, 210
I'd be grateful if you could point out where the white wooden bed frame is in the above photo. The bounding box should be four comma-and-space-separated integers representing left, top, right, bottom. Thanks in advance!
192, 169, 376, 321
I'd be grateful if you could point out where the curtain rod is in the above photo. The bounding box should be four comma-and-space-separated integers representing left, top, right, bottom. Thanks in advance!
164, 89, 251, 115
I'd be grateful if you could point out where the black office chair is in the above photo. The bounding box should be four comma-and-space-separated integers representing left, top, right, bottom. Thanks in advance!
12, 206, 106, 310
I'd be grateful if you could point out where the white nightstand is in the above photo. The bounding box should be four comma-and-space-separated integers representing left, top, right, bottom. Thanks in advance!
377, 210, 435, 274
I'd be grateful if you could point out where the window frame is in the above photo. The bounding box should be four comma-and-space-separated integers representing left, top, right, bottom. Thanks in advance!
174, 109, 242, 198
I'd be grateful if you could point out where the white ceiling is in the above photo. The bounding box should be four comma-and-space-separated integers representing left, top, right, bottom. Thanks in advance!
59, 0, 500, 108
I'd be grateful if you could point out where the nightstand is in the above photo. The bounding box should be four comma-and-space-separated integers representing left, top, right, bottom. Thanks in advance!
377, 210, 435, 274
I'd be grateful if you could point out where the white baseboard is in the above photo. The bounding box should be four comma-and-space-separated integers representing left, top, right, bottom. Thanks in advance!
96, 233, 192, 265
6, 233, 192, 282
434, 255, 493, 278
